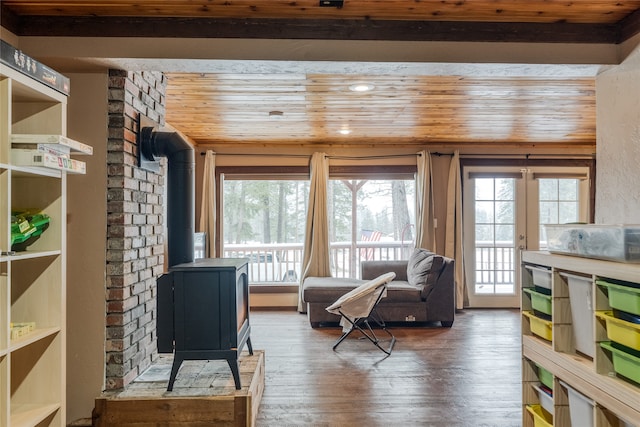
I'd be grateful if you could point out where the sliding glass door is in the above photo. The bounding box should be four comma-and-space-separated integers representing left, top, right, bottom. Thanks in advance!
463, 166, 590, 307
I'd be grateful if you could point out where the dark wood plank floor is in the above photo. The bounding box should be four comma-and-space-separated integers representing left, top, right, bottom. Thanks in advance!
249, 309, 522, 427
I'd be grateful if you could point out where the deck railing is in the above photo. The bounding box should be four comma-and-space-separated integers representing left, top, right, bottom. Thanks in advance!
213, 240, 517, 286
475, 241, 516, 288
220, 241, 413, 283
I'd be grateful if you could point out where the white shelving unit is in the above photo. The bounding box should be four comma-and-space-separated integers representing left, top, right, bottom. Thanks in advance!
1, 57, 88, 427
521, 250, 640, 427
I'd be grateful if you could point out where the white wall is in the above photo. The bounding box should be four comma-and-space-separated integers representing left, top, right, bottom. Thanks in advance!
66, 72, 109, 423
595, 35, 640, 224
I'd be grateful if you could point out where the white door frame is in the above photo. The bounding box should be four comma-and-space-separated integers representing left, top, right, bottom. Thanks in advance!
463, 165, 590, 308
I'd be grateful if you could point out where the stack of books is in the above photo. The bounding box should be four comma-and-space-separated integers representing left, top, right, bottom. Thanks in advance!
11, 134, 92, 174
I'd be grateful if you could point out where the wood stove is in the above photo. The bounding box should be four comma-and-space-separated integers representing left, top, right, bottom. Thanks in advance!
157, 257, 252, 391
140, 127, 253, 391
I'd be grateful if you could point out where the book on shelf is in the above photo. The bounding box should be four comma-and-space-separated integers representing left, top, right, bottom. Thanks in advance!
11, 134, 93, 155
13, 143, 70, 158
11, 149, 87, 174
10, 322, 36, 340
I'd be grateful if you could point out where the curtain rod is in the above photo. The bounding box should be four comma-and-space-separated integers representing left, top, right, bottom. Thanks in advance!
200, 152, 308, 157
199, 151, 591, 159
326, 153, 421, 160
199, 152, 444, 159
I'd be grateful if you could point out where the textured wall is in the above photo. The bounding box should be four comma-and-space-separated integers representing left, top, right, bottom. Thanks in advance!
596, 39, 640, 224
105, 70, 167, 389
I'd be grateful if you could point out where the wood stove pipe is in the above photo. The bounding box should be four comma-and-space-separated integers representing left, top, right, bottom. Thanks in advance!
140, 127, 195, 268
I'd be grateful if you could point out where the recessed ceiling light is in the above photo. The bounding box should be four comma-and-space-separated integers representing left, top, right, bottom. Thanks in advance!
268, 110, 284, 119
349, 83, 375, 92
339, 128, 351, 135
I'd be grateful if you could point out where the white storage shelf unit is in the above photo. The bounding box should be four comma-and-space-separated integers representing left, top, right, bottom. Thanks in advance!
1, 62, 86, 427
521, 250, 640, 427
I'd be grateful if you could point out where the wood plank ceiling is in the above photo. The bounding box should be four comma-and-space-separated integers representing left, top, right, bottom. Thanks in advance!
3, 1, 640, 148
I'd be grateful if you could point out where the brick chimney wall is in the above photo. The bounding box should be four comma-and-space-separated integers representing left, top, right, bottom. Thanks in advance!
105, 69, 167, 390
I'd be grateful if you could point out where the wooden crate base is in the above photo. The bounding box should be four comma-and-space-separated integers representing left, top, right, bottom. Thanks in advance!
93, 350, 264, 427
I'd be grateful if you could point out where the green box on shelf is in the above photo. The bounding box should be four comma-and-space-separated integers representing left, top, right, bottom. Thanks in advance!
523, 288, 552, 316
536, 363, 554, 390
10, 210, 50, 251
597, 279, 640, 317
600, 341, 640, 385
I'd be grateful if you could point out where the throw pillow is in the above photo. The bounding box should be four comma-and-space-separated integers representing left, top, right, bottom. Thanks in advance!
406, 248, 436, 288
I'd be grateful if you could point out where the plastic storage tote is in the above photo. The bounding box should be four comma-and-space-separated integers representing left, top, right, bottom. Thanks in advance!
561, 272, 595, 358
536, 364, 554, 390
544, 224, 640, 263
559, 381, 595, 427
532, 384, 554, 416
523, 311, 553, 341
524, 288, 553, 316
525, 265, 552, 293
596, 311, 640, 351
596, 279, 640, 316
526, 404, 553, 427
600, 342, 640, 385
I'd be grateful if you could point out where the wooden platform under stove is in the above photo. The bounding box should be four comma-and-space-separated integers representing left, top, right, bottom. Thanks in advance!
93, 350, 264, 427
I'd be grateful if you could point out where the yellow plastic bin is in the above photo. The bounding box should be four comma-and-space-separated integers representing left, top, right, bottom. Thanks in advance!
523, 311, 553, 341
526, 404, 553, 427
596, 311, 640, 351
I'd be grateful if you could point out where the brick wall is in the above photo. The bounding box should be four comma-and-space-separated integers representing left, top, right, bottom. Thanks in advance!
105, 69, 167, 390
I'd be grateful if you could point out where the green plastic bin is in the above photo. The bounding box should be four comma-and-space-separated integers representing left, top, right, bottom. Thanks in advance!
524, 288, 553, 316
597, 279, 640, 316
536, 363, 554, 390
600, 341, 640, 385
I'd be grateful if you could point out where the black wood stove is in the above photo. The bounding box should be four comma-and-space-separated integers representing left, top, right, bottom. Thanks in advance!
157, 258, 252, 391
140, 126, 253, 391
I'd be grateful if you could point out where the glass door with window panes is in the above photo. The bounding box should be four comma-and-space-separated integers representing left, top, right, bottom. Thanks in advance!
463, 166, 590, 307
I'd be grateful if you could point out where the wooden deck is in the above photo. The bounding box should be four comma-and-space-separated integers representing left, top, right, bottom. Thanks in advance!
92, 308, 522, 427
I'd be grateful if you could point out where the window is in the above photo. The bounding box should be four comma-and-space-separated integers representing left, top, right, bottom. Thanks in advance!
328, 179, 415, 278
538, 178, 582, 248
219, 166, 416, 284
222, 178, 309, 283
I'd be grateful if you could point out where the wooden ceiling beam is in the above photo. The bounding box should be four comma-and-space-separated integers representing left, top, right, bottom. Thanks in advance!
5, 15, 620, 44
618, 8, 640, 42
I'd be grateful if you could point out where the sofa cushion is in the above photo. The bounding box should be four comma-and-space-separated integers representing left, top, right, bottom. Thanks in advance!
407, 248, 445, 299
303, 277, 364, 302
303, 276, 422, 304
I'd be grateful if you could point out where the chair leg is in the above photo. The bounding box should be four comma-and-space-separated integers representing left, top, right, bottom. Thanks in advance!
360, 317, 395, 356
332, 310, 395, 355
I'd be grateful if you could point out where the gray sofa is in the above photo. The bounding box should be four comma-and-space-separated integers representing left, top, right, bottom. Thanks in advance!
302, 249, 455, 328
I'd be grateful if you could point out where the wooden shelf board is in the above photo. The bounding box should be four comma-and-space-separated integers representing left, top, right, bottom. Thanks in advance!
523, 251, 640, 283
10, 402, 60, 427
10, 164, 63, 179
10, 250, 61, 261
523, 335, 640, 423
9, 327, 61, 352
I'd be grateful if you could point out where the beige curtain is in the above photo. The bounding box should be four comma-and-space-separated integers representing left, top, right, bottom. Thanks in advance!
199, 150, 217, 258
415, 150, 436, 251
445, 150, 467, 309
298, 152, 332, 312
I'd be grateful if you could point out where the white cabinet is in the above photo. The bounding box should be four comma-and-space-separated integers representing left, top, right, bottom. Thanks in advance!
521, 250, 640, 427
1, 55, 89, 427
